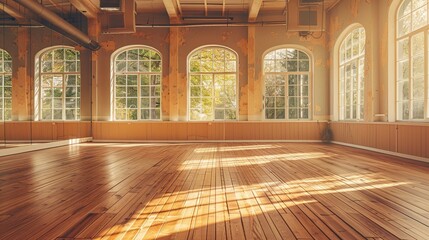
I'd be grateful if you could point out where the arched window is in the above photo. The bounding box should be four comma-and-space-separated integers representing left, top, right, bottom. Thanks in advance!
188, 46, 238, 121
0, 49, 12, 121
38, 47, 80, 120
263, 47, 311, 120
339, 27, 366, 120
396, 0, 428, 120
113, 47, 162, 120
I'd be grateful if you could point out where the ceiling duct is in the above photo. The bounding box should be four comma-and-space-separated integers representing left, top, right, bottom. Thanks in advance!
12, 0, 100, 51
101, 0, 136, 34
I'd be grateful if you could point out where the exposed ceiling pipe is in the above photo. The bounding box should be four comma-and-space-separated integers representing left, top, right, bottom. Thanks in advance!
13, 0, 100, 51
136, 21, 290, 28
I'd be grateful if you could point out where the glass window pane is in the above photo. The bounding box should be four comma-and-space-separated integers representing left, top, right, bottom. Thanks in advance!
151, 109, 161, 119
398, 15, 411, 37
116, 109, 126, 120
412, 5, 427, 31
141, 109, 150, 119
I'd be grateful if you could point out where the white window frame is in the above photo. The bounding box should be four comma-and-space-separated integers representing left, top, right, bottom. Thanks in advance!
262, 46, 313, 121
187, 45, 239, 121
395, 0, 429, 121
35, 46, 81, 121
111, 45, 163, 121
338, 27, 366, 121
0, 49, 12, 121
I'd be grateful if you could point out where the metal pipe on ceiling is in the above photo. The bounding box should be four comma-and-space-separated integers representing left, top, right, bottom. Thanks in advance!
135, 21, 289, 28
13, 0, 100, 51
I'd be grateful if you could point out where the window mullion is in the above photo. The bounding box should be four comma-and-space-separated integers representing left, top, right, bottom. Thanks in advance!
137, 74, 141, 120
426, 29, 429, 119
63, 73, 66, 121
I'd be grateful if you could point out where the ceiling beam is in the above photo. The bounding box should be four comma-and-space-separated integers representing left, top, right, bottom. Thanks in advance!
175, 0, 182, 16
0, 1, 26, 21
68, 0, 99, 19
248, 0, 262, 22
162, 0, 180, 20
327, 0, 341, 11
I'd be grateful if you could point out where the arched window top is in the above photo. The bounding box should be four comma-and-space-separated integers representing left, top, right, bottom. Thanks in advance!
339, 27, 366, 64
188, 45, 238, 121
0, 49, 12, 73
397, 0, 427, 37
40, 47, 80, 73
263, 47, 310, 73
189, 46, 237, 73
114, 46, 162, 73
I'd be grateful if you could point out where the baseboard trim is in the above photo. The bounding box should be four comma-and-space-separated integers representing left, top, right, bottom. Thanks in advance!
0, 137, 93, 157
332, 141, 429, 163
92, 139, 323, 143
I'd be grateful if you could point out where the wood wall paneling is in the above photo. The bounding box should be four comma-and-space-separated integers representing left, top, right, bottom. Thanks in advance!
91, 122, 327, 141
331, 122, 429, 159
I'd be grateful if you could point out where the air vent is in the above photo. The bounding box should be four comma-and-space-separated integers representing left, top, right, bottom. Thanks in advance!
299, 10, 318, 26
299, 0, 323, 5
286, 0, 325, 32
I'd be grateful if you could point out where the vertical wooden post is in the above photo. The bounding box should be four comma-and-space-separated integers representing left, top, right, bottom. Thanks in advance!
248, 26, 262, 120
169, 26, 179, 121
88, 18, 100, 121
15, 28, 30, 121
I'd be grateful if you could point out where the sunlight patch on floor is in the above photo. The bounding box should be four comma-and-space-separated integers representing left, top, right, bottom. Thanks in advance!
95, 173, 409, 239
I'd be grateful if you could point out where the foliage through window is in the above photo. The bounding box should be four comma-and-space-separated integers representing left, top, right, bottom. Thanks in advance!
39, 47, 80, 120
0, 49, 12, 121
114, 47, 162, 120
396, 0, 429, 120
263, 48, 311, 120
339, 27, 365, 120
188, 47, 238, 121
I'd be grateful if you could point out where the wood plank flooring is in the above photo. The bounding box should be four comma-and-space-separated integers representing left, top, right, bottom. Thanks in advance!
0, 142, 428, 240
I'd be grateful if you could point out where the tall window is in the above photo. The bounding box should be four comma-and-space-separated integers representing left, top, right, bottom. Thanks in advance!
39, 47, 80, 120
263, 48, 311, 120
0, 49, 12, 121
339, 27, 366, 120
188, 46, 238, 121
113, 47, 162, 120
397, 0, 429, 120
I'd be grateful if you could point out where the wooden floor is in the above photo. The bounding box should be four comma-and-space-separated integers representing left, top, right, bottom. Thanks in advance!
0, 143, 428, 240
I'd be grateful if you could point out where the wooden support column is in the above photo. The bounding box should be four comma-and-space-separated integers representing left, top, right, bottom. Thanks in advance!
15, 28, 31, 121
248, 0, 262, 120
169, 26, 179, 121
88, 18, 100, 121
247, 26, 262, 120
